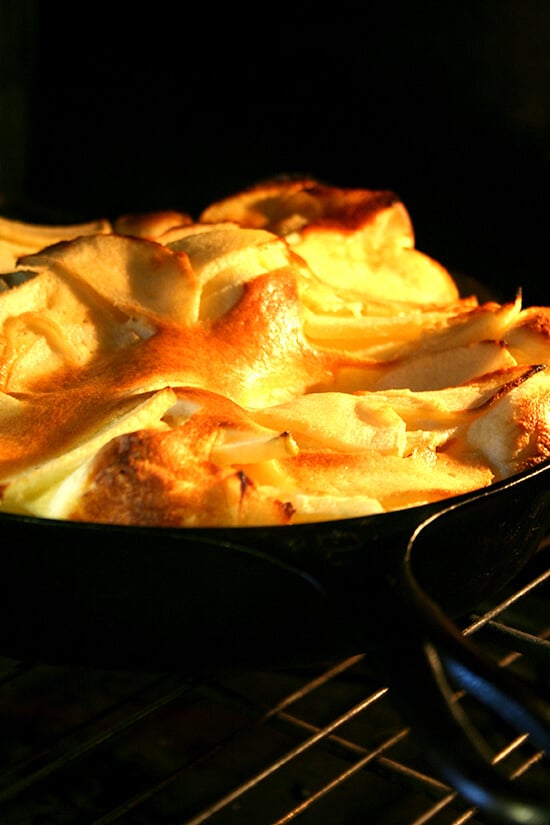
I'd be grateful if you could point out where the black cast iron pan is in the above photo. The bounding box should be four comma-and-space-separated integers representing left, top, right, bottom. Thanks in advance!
1, 458, 550, 822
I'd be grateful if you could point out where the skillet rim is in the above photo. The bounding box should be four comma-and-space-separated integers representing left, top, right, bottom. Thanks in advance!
0, 456, 548, 672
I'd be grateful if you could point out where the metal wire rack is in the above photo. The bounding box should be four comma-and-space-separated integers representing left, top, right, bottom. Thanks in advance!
1, 538, 549, 825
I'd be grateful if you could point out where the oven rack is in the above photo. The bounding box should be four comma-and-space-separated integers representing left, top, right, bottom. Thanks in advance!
0, 540, 549, 825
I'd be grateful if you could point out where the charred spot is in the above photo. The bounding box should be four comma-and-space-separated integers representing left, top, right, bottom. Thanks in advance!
236, 469, 252, 498
478, 364, 547, 410
281, 500, 296, 519
304, 187, 402, 231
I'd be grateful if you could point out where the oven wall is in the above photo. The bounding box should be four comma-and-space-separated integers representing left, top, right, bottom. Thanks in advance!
1, 1, 549, 302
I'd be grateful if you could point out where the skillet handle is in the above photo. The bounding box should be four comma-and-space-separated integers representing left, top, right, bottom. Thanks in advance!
378, 554, 550, 825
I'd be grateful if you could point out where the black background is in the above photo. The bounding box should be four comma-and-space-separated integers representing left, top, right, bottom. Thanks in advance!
1, 1, 549, 303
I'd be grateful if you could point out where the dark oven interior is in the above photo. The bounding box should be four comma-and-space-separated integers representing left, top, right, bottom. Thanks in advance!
0, 534, 549, 824
1, 3, 549, 824
2, 3, 549, 304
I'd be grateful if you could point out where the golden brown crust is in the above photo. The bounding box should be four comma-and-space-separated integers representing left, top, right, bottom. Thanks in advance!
112, 210, 193, 240
506, 305, 550, 365
201, 178, 458, 306
70, 392, 297, 527
201, 177, 406, 236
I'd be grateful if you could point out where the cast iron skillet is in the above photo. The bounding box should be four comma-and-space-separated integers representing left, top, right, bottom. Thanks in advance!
1, 459, 550, 822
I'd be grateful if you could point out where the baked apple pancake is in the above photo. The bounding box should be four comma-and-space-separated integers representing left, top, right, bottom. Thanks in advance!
0, 179, 548, 526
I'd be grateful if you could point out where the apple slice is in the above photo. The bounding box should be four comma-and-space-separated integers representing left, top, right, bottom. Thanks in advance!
0, 214, 111, 273
18, 234, 200, 327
